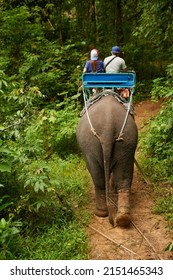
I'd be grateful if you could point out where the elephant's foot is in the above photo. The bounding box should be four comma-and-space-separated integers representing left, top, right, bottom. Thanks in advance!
94, 207, 108, 217
95, 191, 108, 217
116, 190, 131, 227
116, 211, 131, 227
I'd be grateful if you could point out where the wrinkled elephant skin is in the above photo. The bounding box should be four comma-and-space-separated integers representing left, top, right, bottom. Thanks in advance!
76, 94, 138, 227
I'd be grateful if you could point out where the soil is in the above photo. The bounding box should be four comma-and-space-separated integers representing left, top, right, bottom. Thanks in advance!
87, 99, 173, 260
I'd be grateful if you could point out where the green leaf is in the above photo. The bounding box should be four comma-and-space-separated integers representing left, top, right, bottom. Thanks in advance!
11, 227, 20, 235
0, 147, 12, 154
165, 242, 173, 252
0, 163, 11, 172
0, 202, 13, 212
49, 116, 56, 123
0, 218, 7, 228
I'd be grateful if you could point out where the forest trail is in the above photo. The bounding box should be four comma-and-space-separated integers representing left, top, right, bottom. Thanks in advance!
87, 99, 173, 260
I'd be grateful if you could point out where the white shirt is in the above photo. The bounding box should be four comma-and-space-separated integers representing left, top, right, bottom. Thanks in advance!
104, 55, 127, 73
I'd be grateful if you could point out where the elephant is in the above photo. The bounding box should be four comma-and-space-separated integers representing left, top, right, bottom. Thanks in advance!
76, 92, 138, 227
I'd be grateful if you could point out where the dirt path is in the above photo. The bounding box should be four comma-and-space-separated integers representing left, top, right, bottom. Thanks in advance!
87, 99, 173, 260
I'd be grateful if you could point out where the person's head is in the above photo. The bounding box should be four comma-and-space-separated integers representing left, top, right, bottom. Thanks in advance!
90, 49, 99, 60
111, 46, 121, 55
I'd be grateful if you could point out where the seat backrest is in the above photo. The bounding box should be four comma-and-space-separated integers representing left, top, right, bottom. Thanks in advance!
82, 72, 136, 89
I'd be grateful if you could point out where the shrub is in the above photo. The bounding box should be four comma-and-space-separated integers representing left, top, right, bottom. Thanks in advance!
138, 65, 173, 246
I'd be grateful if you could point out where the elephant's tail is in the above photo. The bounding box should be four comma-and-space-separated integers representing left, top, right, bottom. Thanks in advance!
102, 143, 115, 226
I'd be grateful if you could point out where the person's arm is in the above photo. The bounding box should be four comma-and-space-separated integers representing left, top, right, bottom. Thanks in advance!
121, 60, 127, 72
83, 61, 89, 73
121, 67, 128, 72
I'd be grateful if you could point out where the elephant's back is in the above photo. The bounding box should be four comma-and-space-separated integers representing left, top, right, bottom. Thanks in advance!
85, 94, 135, 127
77, 94, 137, 143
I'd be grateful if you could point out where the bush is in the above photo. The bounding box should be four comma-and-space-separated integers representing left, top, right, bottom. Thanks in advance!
0, 77, 90, 259
0, 216, 22, 259
138, 65, 173, 244
139, 64, 173, 182
0, 153, 90, 259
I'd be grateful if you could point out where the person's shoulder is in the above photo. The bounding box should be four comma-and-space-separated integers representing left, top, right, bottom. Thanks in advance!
85, 60, 91, 66
118, 56, 125, 62
104, 55, 112, 62
104, 55, 112, 59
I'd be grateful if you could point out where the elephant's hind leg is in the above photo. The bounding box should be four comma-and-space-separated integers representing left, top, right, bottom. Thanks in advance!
111, 150, 134, 227
94, 188, 108, 217
86, 157, 108, 217
116, 189, 131, 227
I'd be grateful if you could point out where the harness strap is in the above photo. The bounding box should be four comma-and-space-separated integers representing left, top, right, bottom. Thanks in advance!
115, 89, 134, 141
82, 88, 134, 142
82, 88, 101, 141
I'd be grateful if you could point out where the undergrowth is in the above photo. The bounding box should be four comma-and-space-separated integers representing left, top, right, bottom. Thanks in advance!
0, 78, 91, 259
12, 221, 89, 260
138, 64, 173, 251
0, 153, 91, 260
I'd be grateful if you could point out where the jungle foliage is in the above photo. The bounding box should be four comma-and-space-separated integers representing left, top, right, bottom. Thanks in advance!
0, 0, 173, 258
138, 64, 173, 236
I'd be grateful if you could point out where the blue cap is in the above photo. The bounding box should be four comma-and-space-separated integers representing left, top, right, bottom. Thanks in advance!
111, 46, 120, 53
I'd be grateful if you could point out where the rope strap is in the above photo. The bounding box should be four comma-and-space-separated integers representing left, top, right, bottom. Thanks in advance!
82, 87, 134, 142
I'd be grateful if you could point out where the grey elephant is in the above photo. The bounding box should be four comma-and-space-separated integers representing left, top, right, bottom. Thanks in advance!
76, 92, 138, 227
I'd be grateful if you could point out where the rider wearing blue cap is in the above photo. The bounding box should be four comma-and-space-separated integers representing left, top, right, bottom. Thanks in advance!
104, 46, 127, 73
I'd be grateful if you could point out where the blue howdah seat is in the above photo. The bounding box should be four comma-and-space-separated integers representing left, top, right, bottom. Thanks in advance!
82, 71, 136, 91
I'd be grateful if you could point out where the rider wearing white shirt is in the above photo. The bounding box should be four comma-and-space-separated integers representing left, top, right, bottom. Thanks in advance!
104, 46, 127, 73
